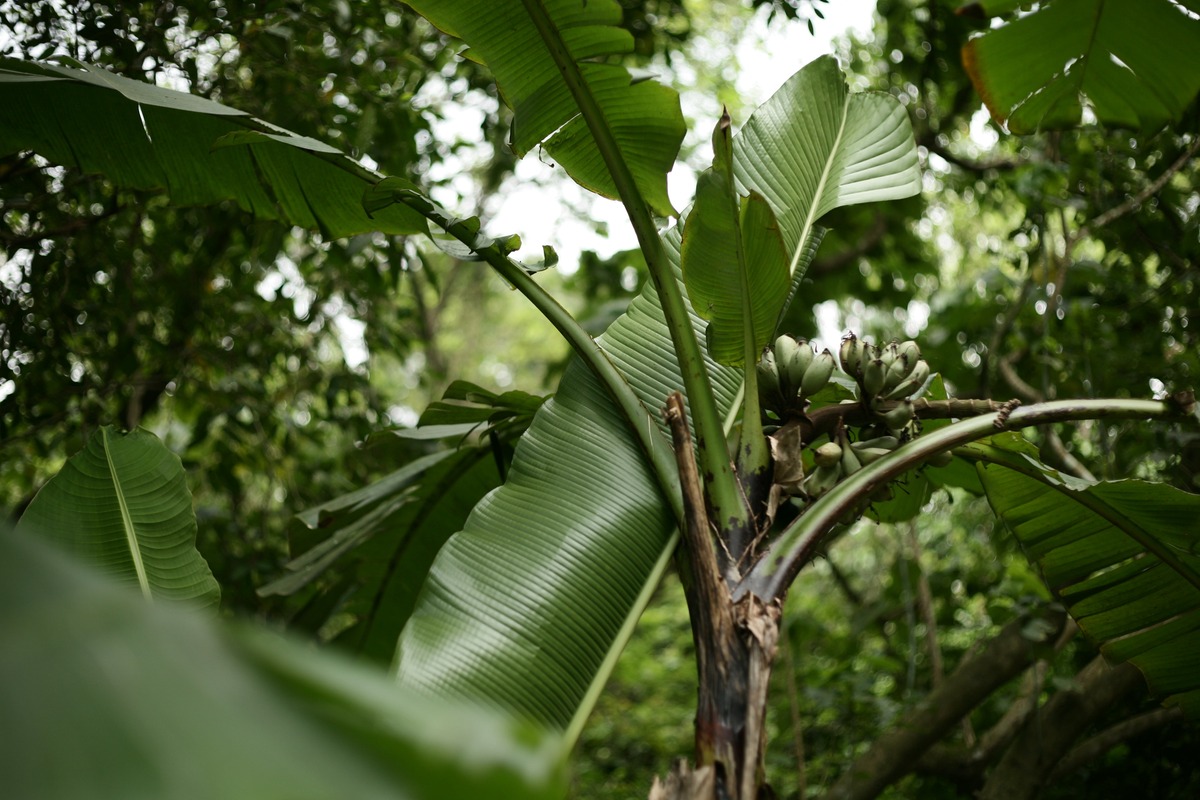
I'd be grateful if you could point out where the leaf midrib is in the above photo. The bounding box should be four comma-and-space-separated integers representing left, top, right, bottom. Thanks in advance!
103, 427, 152, 602
785, 91, 852, 277
970, 446, 1200, 594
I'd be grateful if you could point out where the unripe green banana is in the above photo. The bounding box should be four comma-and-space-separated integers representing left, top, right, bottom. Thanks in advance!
801, 349, 836, 398
813, 441, 843, 468
804, 464, 842, 497
776, 336, 814, 399
772, 336, 800, 397
878, 399, 915, 430
839, 333, 863, 376
757, 350, 784, 410
840, 439, 863, 476
879, 341, 899, 369
898, 340, 921, 365
884, 359, 931, 400
883, 352, 914, 393
862, 358, 887, 398
928, 450, 954, 468
853, 446, 894, 465
852, 435, 900, 452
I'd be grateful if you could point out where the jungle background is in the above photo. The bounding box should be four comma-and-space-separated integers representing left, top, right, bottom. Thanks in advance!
2, 1, 1198, 797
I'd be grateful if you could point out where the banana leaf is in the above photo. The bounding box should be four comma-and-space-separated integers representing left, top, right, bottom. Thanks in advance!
963, 0, 1200, 133
0, 528, 562, 799
16, 426, 219, 609
401, 0, 684, 216
0, 57, 425, 237
969, 436, 1200, 716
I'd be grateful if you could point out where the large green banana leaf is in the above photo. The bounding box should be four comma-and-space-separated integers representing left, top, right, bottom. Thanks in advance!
259, 445, 504, 663
683, 55, 920, 364
394, 224, 742, 736
393, 55, 919, 741
0, 47, 920, 748
0, 528, 563, 799
260, 381, 542, 663
401, 0, 684, 216
968, 436, 1200, 716
15, 426, 220, 610
0, 58, 425, 237
963, 0, 1200, 134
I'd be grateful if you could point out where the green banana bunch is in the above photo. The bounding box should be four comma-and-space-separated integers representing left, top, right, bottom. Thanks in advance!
759, 335, 837, 414
850, 339, 930, 439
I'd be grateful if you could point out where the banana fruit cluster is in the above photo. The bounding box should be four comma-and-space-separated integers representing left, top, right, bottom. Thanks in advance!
840, 333, 930, 431
757, 335, 836, 415
803, 430, 901, 498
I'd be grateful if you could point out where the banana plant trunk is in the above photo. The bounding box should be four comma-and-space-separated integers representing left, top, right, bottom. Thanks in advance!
660, 393, 782, 800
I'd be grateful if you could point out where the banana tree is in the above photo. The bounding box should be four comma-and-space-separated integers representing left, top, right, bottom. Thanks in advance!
3, 1, 1199, 798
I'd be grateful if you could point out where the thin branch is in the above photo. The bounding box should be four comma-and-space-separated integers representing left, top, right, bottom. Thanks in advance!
808, 213, 887, 276
1047, 706, 1186, 783
997, 353, 1097, 481
1052, 135, 1200, 305
822, 606, 1069, 800
919, 133, 1018, 173
916, 620, 1078, 786
1067, 135, 1200, 251
978, 657, 1144, 800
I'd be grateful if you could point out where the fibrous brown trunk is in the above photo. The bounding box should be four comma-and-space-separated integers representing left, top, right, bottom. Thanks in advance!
663, 393, 781, 800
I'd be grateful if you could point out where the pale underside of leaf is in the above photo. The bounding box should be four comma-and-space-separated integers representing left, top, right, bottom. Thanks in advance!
394, 225, 742, 736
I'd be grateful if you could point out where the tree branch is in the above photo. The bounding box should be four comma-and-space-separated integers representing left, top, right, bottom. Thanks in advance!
997, 353, 1097, 481
1068, 135, 1200, 251
1056, 135, 1200, 303
978, 657, 1144, 800
916, 621, 1077, 786
919, 132, 1018, 173
822, 606, 1068, 800
808, 213, 887, 276
1047, 706, 1186, 783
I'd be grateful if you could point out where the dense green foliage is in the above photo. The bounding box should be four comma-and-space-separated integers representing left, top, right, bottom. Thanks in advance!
3, 1, 1199, 798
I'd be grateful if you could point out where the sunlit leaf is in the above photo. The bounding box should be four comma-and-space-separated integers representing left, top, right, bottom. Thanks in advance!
962, 0, 1200, 133
402, 0, 684, 216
